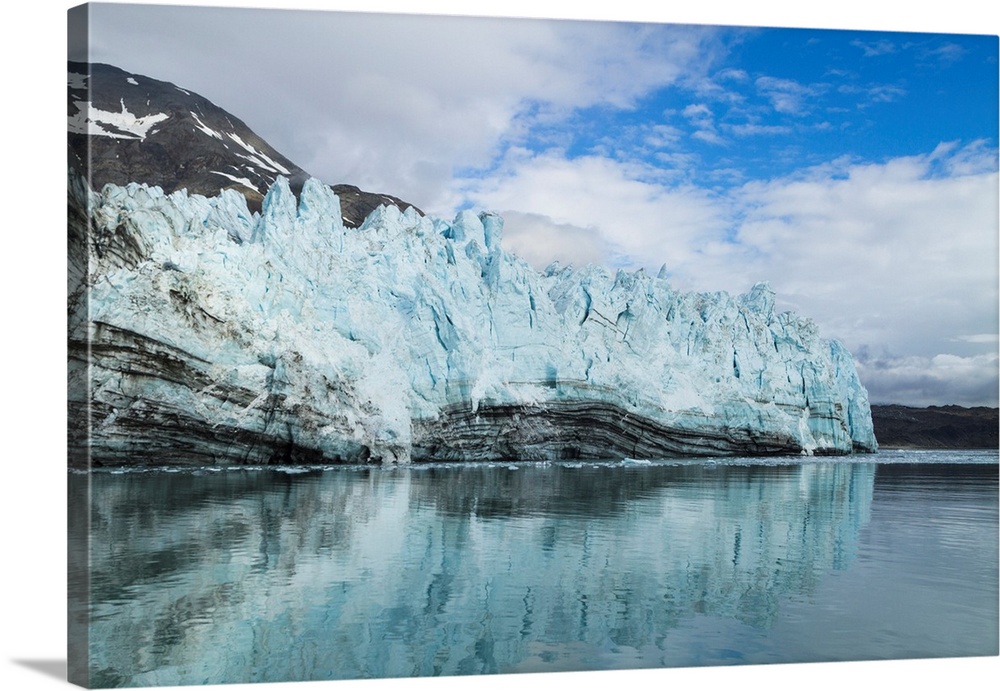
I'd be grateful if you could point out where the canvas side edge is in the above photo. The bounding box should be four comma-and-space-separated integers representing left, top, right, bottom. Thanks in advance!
67, 4, 93, 688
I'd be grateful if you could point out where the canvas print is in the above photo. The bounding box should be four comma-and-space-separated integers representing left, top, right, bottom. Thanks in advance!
67, 2, 999, 688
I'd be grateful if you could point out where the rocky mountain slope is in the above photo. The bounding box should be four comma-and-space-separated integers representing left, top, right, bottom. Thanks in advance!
68, 61, 420, 223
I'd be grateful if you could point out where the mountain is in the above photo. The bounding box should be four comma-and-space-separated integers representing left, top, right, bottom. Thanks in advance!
67, 172, 877, 467
870, 405, 998, 449
67, 61, 420, 223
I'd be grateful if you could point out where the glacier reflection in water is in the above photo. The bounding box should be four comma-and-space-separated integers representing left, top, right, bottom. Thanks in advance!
70, 453, 999, 687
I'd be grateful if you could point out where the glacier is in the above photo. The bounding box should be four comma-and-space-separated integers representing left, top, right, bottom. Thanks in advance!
67, 174, 877, 467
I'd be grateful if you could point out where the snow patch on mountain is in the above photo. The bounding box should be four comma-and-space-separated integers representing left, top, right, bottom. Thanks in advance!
68, 98, 169, 139
211, 170, 258, 190
191, 111, 224, 140
226, 132, 292, 175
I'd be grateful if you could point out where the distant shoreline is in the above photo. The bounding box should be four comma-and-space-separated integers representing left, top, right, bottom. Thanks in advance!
870, 404, 998, 450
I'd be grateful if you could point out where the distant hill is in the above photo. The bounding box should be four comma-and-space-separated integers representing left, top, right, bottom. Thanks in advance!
870, 405, 998, 450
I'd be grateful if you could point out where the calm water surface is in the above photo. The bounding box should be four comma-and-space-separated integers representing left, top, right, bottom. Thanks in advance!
69, 450, 999, 687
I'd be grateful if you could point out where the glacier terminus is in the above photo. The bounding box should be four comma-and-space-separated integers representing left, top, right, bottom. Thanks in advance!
68, 174, 877, 467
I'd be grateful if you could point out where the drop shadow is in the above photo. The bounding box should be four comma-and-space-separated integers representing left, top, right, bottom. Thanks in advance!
11, 658, 67, 681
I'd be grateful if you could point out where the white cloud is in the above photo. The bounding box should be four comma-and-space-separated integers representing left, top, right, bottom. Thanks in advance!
955, 334, 1000, 344
754, 76, 822, 115
855, 350, 999, 406
726, 143, 999, 359
652, 151, 703, 176
935, 138, 998, 176
716, 68, 750, 82
682, 103, 725, 144
921, 42, 966, 64
461, 151, 731, 271
865, 84, 907, 103
682, 103, 713, 122
725, 123, 792, 136
497, 212, 612, 270
692, 129, 727, 145
851, 39, 897, 57
688, 75, 746, 104
643, 124, 686, 149
86, 5, 728, 214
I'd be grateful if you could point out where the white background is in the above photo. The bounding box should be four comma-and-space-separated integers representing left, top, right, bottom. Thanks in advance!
1, 1, 997, 690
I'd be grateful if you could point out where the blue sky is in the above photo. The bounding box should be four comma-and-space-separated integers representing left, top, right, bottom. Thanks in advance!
488, 27, 997, 193
73, 2, 1000, 407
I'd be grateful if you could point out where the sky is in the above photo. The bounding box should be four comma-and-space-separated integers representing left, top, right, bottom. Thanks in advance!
70, 1, 999, 407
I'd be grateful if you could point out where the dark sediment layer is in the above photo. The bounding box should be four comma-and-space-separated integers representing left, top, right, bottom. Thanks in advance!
70, 398, 814, 468
412, 401, 811, 461
68, 324, 372, 468
69, 317, 827, 467
68, 318, 861, 468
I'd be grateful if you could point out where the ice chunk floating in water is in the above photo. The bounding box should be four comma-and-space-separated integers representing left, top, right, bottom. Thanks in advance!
68, 174, 877, 466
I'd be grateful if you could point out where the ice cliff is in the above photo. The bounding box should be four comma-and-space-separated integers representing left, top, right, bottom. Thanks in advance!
67, 175, 877, 466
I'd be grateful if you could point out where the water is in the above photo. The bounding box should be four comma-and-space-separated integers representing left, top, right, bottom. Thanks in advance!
69, 450, 999, 687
